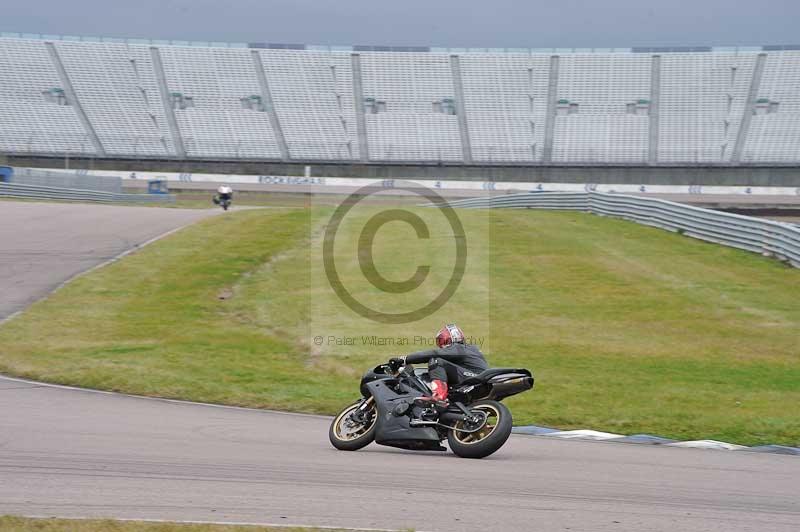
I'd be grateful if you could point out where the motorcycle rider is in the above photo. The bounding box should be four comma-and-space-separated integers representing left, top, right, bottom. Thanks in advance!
213, 185, 233, 205
387, 324, 488, 407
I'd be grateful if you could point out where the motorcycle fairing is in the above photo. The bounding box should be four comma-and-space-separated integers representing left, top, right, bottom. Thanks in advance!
365, 380, 442, 451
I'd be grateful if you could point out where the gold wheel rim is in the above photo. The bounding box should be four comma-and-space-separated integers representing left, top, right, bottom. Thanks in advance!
452, 404, 501, 445
334, 401, 376, 442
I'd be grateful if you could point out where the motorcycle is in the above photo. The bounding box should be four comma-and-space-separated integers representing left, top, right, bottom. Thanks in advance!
329, 361, 534, 459
213, 194, 232, 211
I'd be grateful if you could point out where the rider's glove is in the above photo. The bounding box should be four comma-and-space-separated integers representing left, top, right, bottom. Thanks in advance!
387, 357, 405, 372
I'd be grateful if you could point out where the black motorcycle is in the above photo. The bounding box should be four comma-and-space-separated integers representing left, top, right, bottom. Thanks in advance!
329, 362, 533, 459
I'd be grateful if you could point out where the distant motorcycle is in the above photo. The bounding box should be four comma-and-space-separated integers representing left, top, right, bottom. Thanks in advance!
213, 193, 232, 211
329, 361, 533, 459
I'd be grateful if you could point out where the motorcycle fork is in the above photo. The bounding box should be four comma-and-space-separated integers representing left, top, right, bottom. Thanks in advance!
350, 396, 374, 423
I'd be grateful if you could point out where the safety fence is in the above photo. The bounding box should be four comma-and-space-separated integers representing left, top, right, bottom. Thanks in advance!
11, 167, 123, 193
445, 192, 800, 268
0, 182, 175, 203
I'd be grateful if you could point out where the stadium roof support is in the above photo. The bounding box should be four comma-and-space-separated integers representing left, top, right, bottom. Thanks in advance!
44, 42, 106, 157
648, 55, 661, 164
449, 55, 473, 164
149, 47, 186, 158
251, 50, 290, 161
350, 53, 370, 163
542, 55, 560, 164
732, 53, 767, 163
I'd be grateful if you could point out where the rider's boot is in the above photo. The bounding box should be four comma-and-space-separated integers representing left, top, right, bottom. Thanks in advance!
412, 379, 449, 417
430, 379, 449, 405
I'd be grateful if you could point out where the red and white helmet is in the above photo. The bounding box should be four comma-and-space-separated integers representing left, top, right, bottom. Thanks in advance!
435, 324, 465, 349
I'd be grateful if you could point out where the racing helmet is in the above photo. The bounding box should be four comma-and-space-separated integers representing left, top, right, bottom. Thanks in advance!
435, 324, 465, 349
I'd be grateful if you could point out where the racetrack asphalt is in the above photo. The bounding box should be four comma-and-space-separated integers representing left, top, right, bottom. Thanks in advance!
0, 201, 218, 321
0, 201, 798, 532
0, 375, 798, 532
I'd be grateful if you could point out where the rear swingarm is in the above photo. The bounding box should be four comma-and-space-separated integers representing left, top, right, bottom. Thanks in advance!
409, 402, 488, 433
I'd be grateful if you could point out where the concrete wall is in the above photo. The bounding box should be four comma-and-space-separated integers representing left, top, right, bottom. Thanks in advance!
8, 155, 800, 186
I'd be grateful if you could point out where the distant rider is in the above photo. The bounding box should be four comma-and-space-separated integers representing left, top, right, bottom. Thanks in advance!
214, 185, 233, 205
387, 324, 488, 407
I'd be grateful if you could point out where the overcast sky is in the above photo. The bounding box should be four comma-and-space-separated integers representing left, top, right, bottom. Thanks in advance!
4, 0, 799, 48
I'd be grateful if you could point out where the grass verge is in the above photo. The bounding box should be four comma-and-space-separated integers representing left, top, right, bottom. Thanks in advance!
0, 516, 346, 532
0, 204, 798, 446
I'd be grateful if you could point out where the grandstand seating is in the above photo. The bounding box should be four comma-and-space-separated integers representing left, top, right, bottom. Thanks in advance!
54, 41, 174, 156
743, 52, 800, 162
459, 53, 549, 162
160, 46, 281, 158
0, 35, 798, 165
258, 50, 358, 160
658, 52, 755, 163
553, 53, 651, 163
0, 39, 90, 154
359, 52, 461, 161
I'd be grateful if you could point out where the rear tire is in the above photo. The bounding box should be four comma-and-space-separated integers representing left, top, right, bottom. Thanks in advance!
329, 399, 377, 451
447, 400, 513, 459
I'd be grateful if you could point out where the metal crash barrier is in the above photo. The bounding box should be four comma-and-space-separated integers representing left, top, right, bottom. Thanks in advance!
0, 182, 175, 204
444, 191, 800, 268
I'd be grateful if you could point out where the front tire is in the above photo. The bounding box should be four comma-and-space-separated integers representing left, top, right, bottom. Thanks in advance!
447, 400, 513, 459
329, 398, 377, 451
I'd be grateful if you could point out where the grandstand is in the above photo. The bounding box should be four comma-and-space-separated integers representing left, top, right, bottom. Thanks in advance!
1, 33, 799, 169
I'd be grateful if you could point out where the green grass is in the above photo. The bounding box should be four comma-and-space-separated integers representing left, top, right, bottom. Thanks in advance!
0, 203, 798, 446
0, 516, 346, 532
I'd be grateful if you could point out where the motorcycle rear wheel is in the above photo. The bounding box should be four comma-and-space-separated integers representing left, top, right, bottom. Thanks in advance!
447, 400, 513, 459
329, 398, 377, 451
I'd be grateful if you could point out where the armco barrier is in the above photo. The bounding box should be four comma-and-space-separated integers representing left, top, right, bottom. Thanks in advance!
12, 167, 123, 193
0, 182, 175, 203
445, 192, 800, 268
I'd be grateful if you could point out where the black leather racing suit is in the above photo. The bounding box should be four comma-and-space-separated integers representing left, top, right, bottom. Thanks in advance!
405, 343, 489, 387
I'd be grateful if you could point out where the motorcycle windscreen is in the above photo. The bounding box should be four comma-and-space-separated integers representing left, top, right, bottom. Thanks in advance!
365, 380, 441, 450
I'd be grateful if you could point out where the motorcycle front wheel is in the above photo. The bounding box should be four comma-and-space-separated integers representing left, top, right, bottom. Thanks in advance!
329, 398, 377, 451
447, 400, 513, 459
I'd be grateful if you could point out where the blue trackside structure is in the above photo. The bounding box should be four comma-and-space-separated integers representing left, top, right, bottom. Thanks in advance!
147, 179, 170, 194
0, 166, 13, 182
